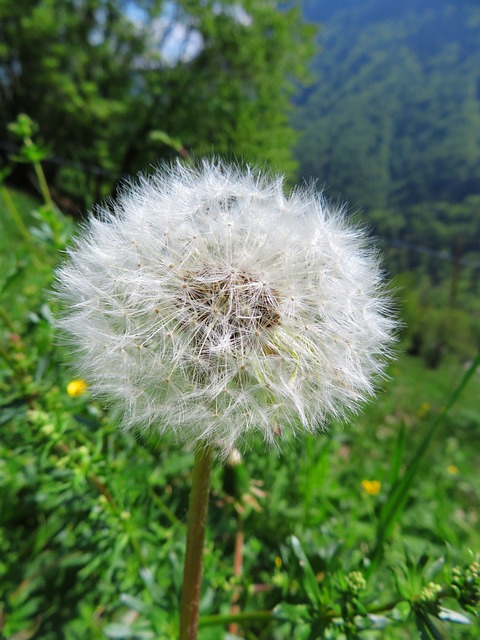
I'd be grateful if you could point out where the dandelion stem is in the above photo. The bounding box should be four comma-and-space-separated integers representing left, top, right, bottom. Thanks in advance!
179, 445, 214, 640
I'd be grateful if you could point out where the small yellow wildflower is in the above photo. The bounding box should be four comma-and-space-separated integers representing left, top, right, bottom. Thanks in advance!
417, 402, 431, 418
361, 480, 381, 496
67, 379, 88, 397
447, 465, 459, 475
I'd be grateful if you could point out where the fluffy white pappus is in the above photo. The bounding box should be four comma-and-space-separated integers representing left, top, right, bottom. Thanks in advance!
54, 161, 396, 455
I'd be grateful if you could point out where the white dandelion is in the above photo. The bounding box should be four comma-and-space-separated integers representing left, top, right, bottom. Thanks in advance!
54, 160, 396, 454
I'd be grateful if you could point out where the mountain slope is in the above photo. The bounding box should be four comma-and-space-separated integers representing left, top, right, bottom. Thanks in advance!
296, 0, 480, 210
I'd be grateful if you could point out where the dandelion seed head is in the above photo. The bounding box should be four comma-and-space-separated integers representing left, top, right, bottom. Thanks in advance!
54, 161, 396, 455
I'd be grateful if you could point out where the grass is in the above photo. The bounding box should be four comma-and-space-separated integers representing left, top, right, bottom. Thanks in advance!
0, 186, 479, 639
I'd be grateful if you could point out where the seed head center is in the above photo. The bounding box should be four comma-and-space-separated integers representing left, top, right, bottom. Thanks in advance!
177, 267, 280, 352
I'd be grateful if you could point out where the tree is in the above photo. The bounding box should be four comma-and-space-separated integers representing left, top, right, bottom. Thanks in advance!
0, 0, 315, 204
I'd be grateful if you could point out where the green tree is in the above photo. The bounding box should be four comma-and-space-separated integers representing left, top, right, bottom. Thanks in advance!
0, 0, 315, 203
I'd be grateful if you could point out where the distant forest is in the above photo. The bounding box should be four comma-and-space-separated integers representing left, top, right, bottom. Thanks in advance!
296, 0, 480, 362
298, 0, 480, 212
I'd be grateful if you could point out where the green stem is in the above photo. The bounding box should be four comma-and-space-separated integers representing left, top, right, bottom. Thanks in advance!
199, 610, 274, 627
149, 487, 183, 527
33, 160, 55, 211
0, 184, 43, 269
179, 445, 214, 640
366, 599, 402, 614
198, 597, 406, 628
0, 306, 17, 333
23, 135, 54, 211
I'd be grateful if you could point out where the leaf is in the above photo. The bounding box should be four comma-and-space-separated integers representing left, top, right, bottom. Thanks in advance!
423, 615, 447, 640
437, 607, 471, 625
12, 142, 50, 163
290, 536, 322, 608
389, 420, 406, 485
7, 614, 43, 640
149, 130, 185, 154
0, 260, 27, 296
426, 556, 445, 580
366, 614, 392, 629
140, 568, 165, 604
103, 623, 154, 639
0, 164, 12, 182
273, 602, 312, 623
415, 613, 446, 640
119, 594, 150, 614
351, 597, 368, 615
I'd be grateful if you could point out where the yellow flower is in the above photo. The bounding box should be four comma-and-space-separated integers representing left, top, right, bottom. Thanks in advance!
447, 465, 459, 475
417, 402, 431, 418
361, 479, 381, 496
67, 379, 88, 397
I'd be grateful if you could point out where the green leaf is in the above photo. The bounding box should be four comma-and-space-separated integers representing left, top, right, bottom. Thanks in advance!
290, 536, 322, 608
415, 613, 446, 640
437, 607, 471, 625
103, 623, 154, 639
12, 142, 50, 164
140, 567, 165, 604
119, 593, 150, 614
426, 556, 445, 580
0, 260, 27, 296
273, 602, 312, 623
389, 420, 406, 485
0, 164, 12, 182
6, 614, 43, 640
366, 614, 392, 630
149, 130, 185, 154
8, 114, 38, 139
424, 615, 447, 640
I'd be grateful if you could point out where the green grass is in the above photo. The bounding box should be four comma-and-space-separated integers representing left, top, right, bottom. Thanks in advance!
1, 187, 479, 639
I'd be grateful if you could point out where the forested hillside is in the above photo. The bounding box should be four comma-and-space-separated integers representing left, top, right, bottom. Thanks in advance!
297, 0, 480, 363
298, 0, 480, 211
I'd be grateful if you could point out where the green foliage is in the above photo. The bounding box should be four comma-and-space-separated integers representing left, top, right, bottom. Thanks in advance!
294, 1, 480, 368
1, 148, 480, 639
0, 0, 315, 205
297, 0, 480, 210
393, 271, 480, 368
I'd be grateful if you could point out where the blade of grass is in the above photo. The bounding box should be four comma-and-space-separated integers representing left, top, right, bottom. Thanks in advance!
368, 353, 480, 576
290, 535, 323, 608
389, 420, 406, 485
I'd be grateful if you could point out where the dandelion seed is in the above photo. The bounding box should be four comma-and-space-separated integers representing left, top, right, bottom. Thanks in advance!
55, 161, 396, 454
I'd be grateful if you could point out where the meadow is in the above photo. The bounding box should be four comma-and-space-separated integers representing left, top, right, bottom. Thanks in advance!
1, 152, 479, 640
